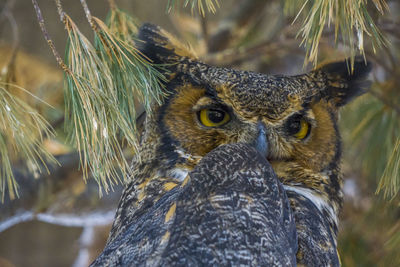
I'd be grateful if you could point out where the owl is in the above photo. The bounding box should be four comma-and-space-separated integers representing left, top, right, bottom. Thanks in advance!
91, 23, 371, 266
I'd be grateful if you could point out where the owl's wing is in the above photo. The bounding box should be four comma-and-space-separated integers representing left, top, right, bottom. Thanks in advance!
91, 144, 297, 266
286, 191, 340, 266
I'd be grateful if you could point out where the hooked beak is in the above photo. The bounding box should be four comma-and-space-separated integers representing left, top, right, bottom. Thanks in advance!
251, 122, 268, 158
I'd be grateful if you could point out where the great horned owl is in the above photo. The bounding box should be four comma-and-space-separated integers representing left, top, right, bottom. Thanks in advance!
92, 23, 371, 266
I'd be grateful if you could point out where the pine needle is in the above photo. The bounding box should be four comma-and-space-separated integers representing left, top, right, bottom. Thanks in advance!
385, 223, 400, 263
106, 5, 138, 42
63, 14, 131, 192
102, 6, 167, 129
289, 0, 388, 67
0, 82, 56, 201
167, 0, 220, 16
377, 137, 400, 200
345, 85, 400, 201
54, 0, 165, 192
92, 16, 166, 111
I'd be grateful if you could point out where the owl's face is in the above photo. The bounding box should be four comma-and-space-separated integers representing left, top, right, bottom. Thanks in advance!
137, 24, 371, 227
163, 82, 339, 174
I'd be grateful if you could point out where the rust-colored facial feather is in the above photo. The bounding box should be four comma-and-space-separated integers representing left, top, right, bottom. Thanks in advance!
163, 84, 228, 156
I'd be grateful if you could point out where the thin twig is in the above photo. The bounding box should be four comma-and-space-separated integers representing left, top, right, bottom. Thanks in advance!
365, 50, 397, 78
0, 3, 19, 85
4, 10, 18, 49
0, 0, 15, 22
380, 25, 400, 40
204, 37, 300, 67
78, 0, 109, 50
79, 0, 95, 29
199, 14, 209, 49
382, 44, 397, 71
369, 90, 400, 117
108, 0, 117, 10
0, 0, 18, 54
54, 0, 66, 23
31, 0, 70, 74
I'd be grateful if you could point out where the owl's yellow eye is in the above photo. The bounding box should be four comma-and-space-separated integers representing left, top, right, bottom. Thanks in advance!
287, 114, 311, 140
199, 109, 230, 127
294, 119, 310, 139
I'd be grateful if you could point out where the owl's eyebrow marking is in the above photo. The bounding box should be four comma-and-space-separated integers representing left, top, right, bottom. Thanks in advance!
192, 97, 214, 111
192, 95, 230, 112
287, 106, 314, 121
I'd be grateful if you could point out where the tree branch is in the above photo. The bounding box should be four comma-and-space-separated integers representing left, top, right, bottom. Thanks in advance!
31, 0, 70, 74
0, 152, 124, 232
369, 90, 400, 118
79, 0, 96, 30
207, 0, 270, 53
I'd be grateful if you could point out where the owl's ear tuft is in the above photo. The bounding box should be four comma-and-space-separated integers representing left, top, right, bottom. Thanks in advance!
137, 23, 197, 65
318, 57, 372, 107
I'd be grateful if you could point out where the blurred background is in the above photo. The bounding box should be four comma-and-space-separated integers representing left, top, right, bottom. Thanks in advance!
0, 0, 399, 266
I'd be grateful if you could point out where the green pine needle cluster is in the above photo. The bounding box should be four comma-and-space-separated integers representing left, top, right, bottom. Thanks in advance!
167, 0, 220, 16
61, 6, 165, 193
378, 137, 400, 200
0, 82, 56, 201
285, 0, 388, 67
343, 84, 400, 200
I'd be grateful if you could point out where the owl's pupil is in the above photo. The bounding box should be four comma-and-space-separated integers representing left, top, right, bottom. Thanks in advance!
286, 114, 303, 135
290, 121, 301, 132
207, 109, 225, 123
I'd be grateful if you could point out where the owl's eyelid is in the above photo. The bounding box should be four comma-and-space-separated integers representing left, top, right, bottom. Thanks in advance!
193, 96, 216, 111
192, 103, 230, 113
288, 110, 315, 125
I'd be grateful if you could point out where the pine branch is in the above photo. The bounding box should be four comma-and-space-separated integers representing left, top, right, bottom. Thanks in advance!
33, 0, 167, 192
0, 1, 58, 201
0, 152, 124, 233
167, 0, 220, 17
369, 90, 400, 117
287, 0, 388, 68
32, 0, 70, 73
0, 83, 57, 201
377, 138, 400, 200
345, 79, 400, 200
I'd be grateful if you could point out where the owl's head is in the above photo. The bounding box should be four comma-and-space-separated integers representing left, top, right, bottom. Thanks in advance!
137, 23, 371, 212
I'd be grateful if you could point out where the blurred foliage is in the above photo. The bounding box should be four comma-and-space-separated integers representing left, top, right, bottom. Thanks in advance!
342, 88, 400, 200
338, 197, 400, 266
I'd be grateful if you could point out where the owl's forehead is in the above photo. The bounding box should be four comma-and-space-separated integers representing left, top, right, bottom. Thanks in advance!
192, 65, 311, 120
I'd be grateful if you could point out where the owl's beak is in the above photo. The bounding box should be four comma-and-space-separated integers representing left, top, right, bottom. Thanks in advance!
252, 122, 268, 158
